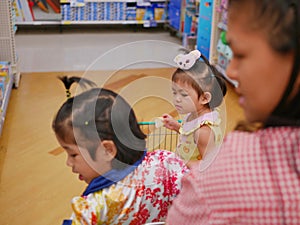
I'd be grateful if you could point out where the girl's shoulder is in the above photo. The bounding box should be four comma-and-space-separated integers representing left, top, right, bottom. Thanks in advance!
181, 110, 221, 135
199, 110, 221, 124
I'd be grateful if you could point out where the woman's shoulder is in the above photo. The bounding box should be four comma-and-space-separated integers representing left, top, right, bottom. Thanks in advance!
190, 126, 300, 193
225, 126, 300, 141
220, 126, 300, 158
187, 127, 300, 182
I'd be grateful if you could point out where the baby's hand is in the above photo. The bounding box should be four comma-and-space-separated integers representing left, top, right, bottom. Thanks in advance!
162, 114, 180, 133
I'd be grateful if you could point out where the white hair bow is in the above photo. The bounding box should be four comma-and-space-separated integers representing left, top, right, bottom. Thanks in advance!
174, 50, 201, 70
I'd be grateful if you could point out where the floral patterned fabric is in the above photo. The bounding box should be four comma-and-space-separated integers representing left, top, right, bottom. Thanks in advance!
64, 150, 188, 225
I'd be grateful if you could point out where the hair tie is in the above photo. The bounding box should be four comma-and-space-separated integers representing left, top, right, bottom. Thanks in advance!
174, 50, 201, 70
66, 89, 71, 99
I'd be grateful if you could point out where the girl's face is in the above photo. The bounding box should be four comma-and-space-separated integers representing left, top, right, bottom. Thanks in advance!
56, 136, 111, 184
172, 80, 202, 114
226, 3, 294, 123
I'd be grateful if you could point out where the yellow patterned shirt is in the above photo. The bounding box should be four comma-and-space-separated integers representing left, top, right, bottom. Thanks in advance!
176, 110, 223, 162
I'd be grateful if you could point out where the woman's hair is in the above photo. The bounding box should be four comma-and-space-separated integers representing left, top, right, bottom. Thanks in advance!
52, 76, 146, 169
228, 0, 300, 126
172, 53, 227, 109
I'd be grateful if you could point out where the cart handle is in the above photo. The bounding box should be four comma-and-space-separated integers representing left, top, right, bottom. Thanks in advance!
138, 120, 182, 125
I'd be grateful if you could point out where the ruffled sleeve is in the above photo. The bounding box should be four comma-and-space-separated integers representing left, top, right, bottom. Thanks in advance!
179, 110, 221, 136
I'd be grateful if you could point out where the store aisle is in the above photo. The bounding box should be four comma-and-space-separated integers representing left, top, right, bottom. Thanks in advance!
0, 69, 243, 225
0, 27, 244, 225
15, 27, 182, 73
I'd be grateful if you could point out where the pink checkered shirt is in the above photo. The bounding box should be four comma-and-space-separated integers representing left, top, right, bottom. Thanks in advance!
166, 127, 300, 224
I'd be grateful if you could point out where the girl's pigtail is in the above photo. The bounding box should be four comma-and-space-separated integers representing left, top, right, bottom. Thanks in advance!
200, 54, 227, 97
58, 76, 97, 98
199, 54, 211, 67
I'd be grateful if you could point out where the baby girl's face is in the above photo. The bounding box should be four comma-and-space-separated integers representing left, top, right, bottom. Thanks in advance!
171, 81, 201, 114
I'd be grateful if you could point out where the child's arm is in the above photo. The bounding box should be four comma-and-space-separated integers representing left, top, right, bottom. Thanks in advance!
162, 114, 181, 133
194, 125, 215, 158
186, 160, 201, 169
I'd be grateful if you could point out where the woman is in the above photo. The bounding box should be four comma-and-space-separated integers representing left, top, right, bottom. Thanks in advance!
166, 0, 300, 224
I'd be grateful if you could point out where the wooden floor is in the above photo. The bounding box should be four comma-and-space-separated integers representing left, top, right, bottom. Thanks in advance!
0, 68, 244, 225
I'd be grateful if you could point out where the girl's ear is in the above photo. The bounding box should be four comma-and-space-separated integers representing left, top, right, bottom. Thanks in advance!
200, 92, 212, 104
101, 140, 117, 161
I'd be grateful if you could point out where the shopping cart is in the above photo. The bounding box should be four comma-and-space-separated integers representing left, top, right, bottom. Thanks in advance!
138, 120, 180, 152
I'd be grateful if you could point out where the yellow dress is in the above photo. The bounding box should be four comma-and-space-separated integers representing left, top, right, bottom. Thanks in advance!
176, 110, 223, 162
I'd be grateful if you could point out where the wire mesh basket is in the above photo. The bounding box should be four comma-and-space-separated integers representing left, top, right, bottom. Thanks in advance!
139, 121, 179, 152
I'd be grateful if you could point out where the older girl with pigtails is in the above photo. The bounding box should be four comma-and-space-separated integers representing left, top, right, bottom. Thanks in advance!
53, 76, 188, 225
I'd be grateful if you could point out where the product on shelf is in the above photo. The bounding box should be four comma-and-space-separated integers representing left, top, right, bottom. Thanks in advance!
14, 0, 34, 21
0, 82, 4, 108
217, 0, 227, 29
154, 3, 166, 21
0, 1, 18, 136
0, 61, 12, 123
214, 0, 237, 87
168, 0, 182, 31
46, 0, 60, 13
181, 0, 199, 50
216, 30, 232, 70
0, 62, 11, 86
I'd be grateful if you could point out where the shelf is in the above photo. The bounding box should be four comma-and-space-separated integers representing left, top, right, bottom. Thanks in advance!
12, 57, 21, 88
16, 0, 169, 27
0, 72, 13, 136
61, 0, 130, 2
0, 1, 20, 137
61, 20, 165, 25
16, 21, 61, 25
60, 0, 166, 3
16, 20, 165, 26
